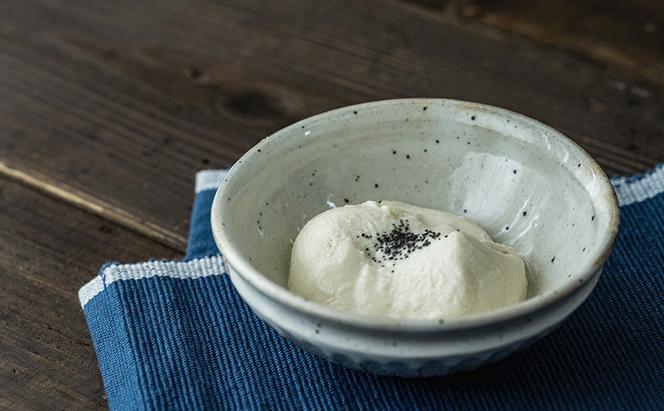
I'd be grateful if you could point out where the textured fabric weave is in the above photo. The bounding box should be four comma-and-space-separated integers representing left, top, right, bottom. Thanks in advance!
80, 166, 664, 410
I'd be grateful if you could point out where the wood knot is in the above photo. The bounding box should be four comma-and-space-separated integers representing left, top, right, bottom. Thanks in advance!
219, 88, 286, 120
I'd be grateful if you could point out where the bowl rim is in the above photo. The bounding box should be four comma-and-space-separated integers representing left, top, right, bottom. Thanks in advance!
211, 98, 620, 331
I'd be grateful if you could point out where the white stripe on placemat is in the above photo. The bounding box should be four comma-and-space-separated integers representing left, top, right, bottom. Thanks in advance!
611, 165, 664, 207
78, 256, 227, 307
195, 170, 228, 193
80, 166, 664, 308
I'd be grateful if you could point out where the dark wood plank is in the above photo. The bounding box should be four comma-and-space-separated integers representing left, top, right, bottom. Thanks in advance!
0, 0, 663, 250
446, 0, 664, 87
0, 177, 180, 410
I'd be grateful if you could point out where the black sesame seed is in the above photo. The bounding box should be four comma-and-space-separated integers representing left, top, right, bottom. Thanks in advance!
423, 106, 427, 111
523, 211, 527, 216
591, 215, 595, 221
406, 154, 410, 159
344, 198, 349, 203
435, 139, 440, 144
582, 247, 586, 252
353, 110, 358, 115
257, 149, 262, 152
463, 209, 467, 213
363, 219, 442, 264
374, 183, 379, 188
424, 149, 428, 153
513, 169, 517, 174
551, 256, 556, 263
577, 163, 581, 167
505, 226, 510, 230
471, 115, 476, 120
392, 150, 397, 155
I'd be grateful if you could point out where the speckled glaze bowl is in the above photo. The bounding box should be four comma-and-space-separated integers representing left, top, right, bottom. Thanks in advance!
211, 99, 620, 377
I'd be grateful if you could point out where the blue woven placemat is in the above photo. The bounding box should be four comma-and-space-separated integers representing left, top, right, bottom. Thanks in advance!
80, 167, 664, 410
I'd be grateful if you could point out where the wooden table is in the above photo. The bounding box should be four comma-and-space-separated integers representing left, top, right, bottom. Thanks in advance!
1, 1, 662, 409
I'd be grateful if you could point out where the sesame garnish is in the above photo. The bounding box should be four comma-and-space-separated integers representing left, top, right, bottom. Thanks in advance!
361, 219, 441, 264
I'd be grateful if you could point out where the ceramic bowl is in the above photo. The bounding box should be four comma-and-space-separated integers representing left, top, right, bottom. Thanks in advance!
211, 99, 620, 377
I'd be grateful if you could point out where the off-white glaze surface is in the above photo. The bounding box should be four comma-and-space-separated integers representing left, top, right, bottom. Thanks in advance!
222, 100, 610, 302
211, 99, 619, 376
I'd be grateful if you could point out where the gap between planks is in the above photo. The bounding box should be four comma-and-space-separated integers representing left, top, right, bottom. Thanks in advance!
0, 160, 186, 253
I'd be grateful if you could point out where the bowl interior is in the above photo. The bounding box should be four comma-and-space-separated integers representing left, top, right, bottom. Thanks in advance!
217, 100, 615, 304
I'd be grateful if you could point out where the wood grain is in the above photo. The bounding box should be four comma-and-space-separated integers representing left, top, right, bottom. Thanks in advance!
0, 0, 663, 251
446, 0, 664, 87
0, 176, 180, 410
1, 1, 663, 409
